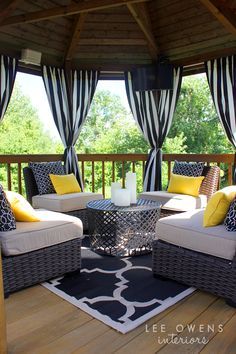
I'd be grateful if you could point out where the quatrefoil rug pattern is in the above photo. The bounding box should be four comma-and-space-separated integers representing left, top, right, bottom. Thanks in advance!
43, 245, 195, 333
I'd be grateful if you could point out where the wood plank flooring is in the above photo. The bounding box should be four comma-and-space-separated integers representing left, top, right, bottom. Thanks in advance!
5, 285, 236, 354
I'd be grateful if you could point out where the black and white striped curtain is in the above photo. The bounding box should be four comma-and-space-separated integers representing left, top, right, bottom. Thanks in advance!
205, 55, 236, 182
125, 67, 183, 191
42, 66, 99, 190
0, 54, 18, 121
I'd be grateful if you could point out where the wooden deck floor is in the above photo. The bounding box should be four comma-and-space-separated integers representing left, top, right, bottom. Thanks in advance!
5, 285, 236, 354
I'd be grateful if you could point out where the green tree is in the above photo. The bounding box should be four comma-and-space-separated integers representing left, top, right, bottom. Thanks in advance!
0, 84, 56, 190
0, 84, 55, 155
77, 90, 131, 153
168, 76, 233, 154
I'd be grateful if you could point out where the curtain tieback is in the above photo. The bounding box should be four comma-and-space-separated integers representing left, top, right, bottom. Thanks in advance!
149, 147, 162, 156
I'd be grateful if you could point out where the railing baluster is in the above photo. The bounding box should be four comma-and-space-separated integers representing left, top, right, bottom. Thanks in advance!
228, 163, 233, 186
142, 161, 145, 182
81, 161, 85, 186
132, 161, 135, 172
112, 161, 115, 182
168, 161, 171, 181
92, 161, 95, 192
18, 163, 22, 194
122, 161, 125, 188
7, 163, 11, 191
102, 161, 105, 197
217, 163, 221, 188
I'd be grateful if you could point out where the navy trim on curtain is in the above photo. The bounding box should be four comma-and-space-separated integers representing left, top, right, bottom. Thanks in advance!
0, 54, 18, 121
205, 55, 236, 182
125, 67, 183, 191
42, 66, 99, 190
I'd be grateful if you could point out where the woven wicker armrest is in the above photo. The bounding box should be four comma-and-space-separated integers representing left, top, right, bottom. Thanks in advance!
199, 165, 220, 200
23, 166, 39, 204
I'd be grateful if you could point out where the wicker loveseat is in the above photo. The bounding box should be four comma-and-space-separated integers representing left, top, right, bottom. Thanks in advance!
152, 209, 236, 306
23, 166, 103, 230
1, 209, 84, 297
140, 165, 220, 218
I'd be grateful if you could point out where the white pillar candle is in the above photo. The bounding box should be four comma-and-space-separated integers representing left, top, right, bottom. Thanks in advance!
126, 172, 137, 204
114, 189, 131, 207
111, 182, 121, 203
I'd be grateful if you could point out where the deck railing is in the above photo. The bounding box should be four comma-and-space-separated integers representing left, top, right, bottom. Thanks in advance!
0, 153, 234, 197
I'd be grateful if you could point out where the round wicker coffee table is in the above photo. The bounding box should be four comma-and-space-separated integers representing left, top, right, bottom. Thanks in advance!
87, 198, 161, 256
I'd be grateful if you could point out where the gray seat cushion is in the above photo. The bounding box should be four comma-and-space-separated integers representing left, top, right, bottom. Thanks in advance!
32, 192, 103, 212
140, 191, 207, 212
156, 209, 236, 260
0, 209, 84, 256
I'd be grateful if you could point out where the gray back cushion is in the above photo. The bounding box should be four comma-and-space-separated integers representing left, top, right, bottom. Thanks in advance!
172, 161, 205, 177
29, 161, 65, 195
224, 199, 236, 232
0, 185, 16, 231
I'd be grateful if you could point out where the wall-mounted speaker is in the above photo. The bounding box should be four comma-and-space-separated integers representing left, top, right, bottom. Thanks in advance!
20, 49, 42, 66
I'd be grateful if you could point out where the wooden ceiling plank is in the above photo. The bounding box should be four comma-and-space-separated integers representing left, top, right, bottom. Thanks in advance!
65, 12, 87, 61
199, 0, 236, 36
76, 45, 149, 53
172, 46, 236, 66
127, 2, 159, 59
75, 52, 150, 59
0, 0, 23, 24
0, 0, 150, 27
164, 34, 235, 57
79, 38, 147, 45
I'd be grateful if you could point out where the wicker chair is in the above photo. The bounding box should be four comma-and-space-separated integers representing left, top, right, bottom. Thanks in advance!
23, 166, 90, 229
1, 166, 88, 296
151, 166, 236, 306
2, 238, 82, 297
152, 239, 236, 306
141, 165, 220, 218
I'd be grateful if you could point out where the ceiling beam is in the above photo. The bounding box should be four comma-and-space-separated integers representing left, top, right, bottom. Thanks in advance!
0, 0, 23, 24
199, 0, 236, 36
65, 12, 87, 61
127, 2, 159, 60
0, 0, 150, 27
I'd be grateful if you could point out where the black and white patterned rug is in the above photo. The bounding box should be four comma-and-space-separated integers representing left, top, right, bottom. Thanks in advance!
43, 240, 195, 334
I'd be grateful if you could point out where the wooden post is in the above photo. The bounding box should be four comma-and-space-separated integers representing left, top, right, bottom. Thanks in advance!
0, 252, 7, 354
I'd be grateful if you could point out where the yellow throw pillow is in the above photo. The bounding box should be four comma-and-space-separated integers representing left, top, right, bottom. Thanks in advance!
167, 173, 204, 197
49, 173, 81, 195
203, 186, 236, 227
6, 191, 40, 222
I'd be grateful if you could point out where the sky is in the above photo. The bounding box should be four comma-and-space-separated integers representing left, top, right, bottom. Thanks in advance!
16, 72, 130, 139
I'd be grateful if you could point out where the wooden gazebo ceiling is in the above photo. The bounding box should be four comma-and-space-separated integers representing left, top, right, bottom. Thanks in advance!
0, 0, 236, 72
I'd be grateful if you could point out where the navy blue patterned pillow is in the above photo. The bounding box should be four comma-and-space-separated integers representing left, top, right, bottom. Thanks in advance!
30, 161, 65, 195
224, 199, 236, 231
0, 185, 16, 231
173, 161, 205, 177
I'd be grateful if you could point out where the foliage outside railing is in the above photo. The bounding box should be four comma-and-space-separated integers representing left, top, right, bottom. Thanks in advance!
0, 153, 234, 197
